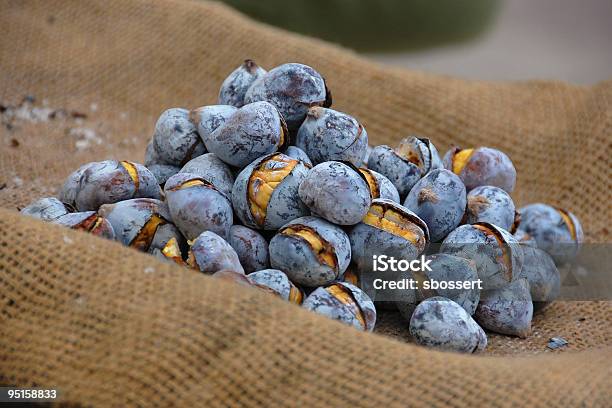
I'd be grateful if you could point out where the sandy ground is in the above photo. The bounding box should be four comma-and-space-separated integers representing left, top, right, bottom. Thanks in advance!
367, 0, 612, 85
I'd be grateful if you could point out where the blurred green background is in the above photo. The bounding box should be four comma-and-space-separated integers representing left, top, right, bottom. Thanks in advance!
218, 0, 501, 52
216, 0, 612, 84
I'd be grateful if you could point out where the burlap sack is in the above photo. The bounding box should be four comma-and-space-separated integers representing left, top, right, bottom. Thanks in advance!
1, 0, 610, 406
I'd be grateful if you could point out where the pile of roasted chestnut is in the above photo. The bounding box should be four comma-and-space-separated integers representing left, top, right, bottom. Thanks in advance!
21, 61, 583, 353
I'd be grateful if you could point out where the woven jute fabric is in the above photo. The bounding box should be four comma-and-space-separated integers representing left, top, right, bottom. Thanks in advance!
0, 0, 611, 406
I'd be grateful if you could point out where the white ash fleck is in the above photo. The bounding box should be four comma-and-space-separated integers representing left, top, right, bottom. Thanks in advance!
90, 103, 98, 112
63, 235, 73, 245
74, 295, 87, 305
70, 127, 102, 150
144, 266, 155, 274
120, 112, 128, 120
12, 176, 23, 187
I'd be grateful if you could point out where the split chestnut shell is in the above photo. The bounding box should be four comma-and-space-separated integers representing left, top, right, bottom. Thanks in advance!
232, 152, 310, 230
269, 216, 351, 287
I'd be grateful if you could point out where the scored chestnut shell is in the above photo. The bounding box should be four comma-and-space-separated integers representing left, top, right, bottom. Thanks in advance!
98, 198, 186, 255
443, 146, 517, 193
20, 197, 74, 221
349, 198, 429, 276
53, 211, 115, 240
367, 137, 442, 197
218, 59, 267, 108
465, 185, 518, 232
358, 168, 400, 203
244, 62, 332, 131
203, 101, 288, 168
440, 222, 524, 290
58, 160, 161, 211
164, 172, 233, 241
248, 269, 304, 304
232, 152, 310, 230
179, 153, 236, 197
302, 281, 376, 332
295, 107, 368, 166
269, 216, 351, 287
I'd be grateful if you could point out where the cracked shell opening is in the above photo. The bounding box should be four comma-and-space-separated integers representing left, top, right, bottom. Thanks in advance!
451, 148, 474, 175
395, 138, 425, 168
161, 237, 185, 265
556, 208, 577, 241
248, 154, 298, 226
288, 286, 304, 305
120, 161, 140, 192
325, 284, 366, 330
473, 223, 513, 282
358, 168, 380, 199
363, 203, 428, 252
130, 214, 167, 252
280, 224, 337, 271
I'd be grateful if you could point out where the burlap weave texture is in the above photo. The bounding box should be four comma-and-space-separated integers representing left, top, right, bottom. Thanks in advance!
0, 0, 611, 406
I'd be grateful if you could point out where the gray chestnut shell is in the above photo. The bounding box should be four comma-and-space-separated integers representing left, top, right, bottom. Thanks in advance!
518, 245, 560, 311
60, 160, 161, 211
367, 145, 422, 197
98, 198, 185, 253
146, 163, 180, 186
244, 63, 330, 130
409, 296, 487, 353
440, 223, 524, 290
164, 172, 233, 241
396, 254, 480, 320
295, 107, 368, 166
232, 153, 310, 230
21, 197, 72, 221
152, 108, 206, 166
518, 203, 583, 265
284, 146, 313, 167
204, 101, 287, 168
180, 153, 235, 197
269, 216, 351, 287
365, 169, 401, 203
228, 225, 270, 274
443, 147, 516, 193
189, 105, 237, 143
218, 59, 267, 107
349, 199, 428, 275
189, 231, 244, 274
298, 161, 371, 226
53, 211, 115, 240
404, 168, 467, 242
475, 278, 533, 338
302, 282, 376, 332
248, 269, 300, 302
466, 185, 516, 232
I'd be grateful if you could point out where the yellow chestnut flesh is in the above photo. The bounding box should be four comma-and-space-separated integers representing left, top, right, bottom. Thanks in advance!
557, 208, 577, 241
131, 214, 166, 251
363, 204, 427, 252
395, 140, 423, 167
358, 168, 380, 199
325, 284, 366, 328
473, 223, 512, 280
288, 286, 304, 305
451, 148, 474, 175
120, 161, 140, 191
281, 225, 336, 269
161, 237, 184, 264
248, 154, 298, 225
